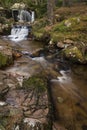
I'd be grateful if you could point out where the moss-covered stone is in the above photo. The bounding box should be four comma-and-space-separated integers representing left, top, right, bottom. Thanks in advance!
0, 53, 8, 67
63, 46, 85, 63
0, 52, 13, 68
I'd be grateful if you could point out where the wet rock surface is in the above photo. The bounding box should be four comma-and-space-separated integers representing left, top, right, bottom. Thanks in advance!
0, 39, 58, 130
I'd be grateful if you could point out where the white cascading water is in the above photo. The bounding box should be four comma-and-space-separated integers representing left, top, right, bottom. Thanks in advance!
31, 11, 35, 23
8, 26, 29, 42
18, 10, 31, 22
8, 10, 34, 42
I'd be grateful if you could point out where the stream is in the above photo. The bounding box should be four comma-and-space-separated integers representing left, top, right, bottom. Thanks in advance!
51, 65, 87, 130
0, 37, 87, 130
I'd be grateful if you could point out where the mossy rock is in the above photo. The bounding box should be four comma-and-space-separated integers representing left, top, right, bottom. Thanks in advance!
63, 46, 86, 64
0, 52, 13, 68
53, 21, 71, 33
33, 32, 44, 40
32, 18, 50, 41
33, 27, 48, 41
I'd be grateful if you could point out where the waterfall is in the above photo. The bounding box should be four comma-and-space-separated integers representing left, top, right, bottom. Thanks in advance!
9, 9, 34, 42
18, 10, 31, 22
12, 8, 35, 23
31, 11, 35, 23
8, 25, 30, 42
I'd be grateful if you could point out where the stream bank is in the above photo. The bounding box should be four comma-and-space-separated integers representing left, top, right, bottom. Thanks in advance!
32, 3, 87, 65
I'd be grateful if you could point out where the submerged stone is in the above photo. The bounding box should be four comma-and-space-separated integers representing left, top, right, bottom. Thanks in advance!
57, 97, 64, 103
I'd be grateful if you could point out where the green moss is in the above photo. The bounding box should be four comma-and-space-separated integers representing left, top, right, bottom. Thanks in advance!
32, 19, 49, 40
64, 47, 84, 63
51, 16, 87, 43
0, 53, 8, 67
51, 33, 63, 42
53, 22, 71, 32
33, 32, 43, 38
33, 27, 46, 38
69, 17, 80, 26
32, 18, 48, 31
33, 13, 87, 43
23, 75, 47, 93
0, 52, 13, 68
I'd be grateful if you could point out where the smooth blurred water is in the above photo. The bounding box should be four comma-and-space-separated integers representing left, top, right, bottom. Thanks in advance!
8, 26, 29, 42
51, 65, 87, 130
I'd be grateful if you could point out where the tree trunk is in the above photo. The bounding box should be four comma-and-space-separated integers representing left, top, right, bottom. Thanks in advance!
63, 0, 73, 6
47, 0, 55, 25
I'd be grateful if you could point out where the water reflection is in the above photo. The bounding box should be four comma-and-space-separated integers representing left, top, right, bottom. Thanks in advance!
51, 65, 87, 130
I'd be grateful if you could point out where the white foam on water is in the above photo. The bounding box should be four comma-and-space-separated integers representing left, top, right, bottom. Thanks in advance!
32, 56, 49, 68
32, 56, 45, 62
15, 125, 19, 130
0, 101, 7, 106
8, 26, 29, 42
57, 70, 71, 83
51, 70, 81, 99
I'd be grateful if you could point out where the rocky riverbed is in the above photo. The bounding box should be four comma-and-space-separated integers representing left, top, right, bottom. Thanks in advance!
0, 33, 87, 130
0, 38, 61, 130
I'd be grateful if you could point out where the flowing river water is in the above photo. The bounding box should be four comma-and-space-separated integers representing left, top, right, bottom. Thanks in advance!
1, 37, 87, 130
51, 66, 87, 130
